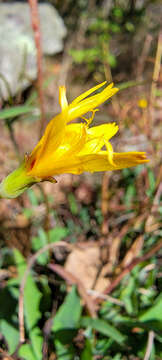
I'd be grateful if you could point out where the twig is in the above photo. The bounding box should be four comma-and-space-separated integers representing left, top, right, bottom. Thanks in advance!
37, 183, 50, 233
149, 31, 162, 138
28, 0, 45, 137
144, 331, 154, 360
58, 11, 90, 87
18, 241, 71, 343
101, 172, 109, 236
137, 34, 152, 78
104, 240, 162, 295
150, 32, 162, 103
87, 289, 124, 306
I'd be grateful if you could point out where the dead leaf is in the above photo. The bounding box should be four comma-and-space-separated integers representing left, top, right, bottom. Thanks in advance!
65, 244, 109, 293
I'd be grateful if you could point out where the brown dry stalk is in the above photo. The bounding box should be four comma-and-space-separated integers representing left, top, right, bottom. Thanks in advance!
28, 0, 45, 136
149, 31, 162, 140
101, 172, 110, 236
150, 31, 162, 103
137, 34, 152, 77
104, 240, 162, 295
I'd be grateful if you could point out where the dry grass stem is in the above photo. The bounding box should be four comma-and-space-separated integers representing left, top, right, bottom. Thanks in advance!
104, 240, 162, 295
28, 0, 45, 136
144, 331, 155, 360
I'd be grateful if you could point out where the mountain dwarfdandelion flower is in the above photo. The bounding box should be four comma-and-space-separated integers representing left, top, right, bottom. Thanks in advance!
0, 82, 148, 198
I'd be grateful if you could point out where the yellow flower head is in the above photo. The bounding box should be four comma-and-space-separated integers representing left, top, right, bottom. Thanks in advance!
138, 98, 148, 109
0, 82, 148, 198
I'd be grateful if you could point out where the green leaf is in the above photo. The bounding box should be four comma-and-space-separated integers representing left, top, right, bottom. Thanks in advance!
18, 344, 36, 360
68, 193, 78, 215
0, 105, 34, 120
124, 184, 136, 206
32, 228, 49, 265
13, 249, 43, 360
52, 286, 82, 360
146, 169, 156, 197
120, 276, 136, 314
139, 294, 162, 322
81, 339, 93, 359
81, 317, 125, 345
0, 320, 19, 354
49, 226, 69, 243
53, 341, 76, 360
52, 286, 82, 332
32, 226, 69, 266
0, 287, 19, 354
27, 188, 39, 206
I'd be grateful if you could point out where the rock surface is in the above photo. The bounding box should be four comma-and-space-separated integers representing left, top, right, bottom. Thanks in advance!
0, 3, 67, 100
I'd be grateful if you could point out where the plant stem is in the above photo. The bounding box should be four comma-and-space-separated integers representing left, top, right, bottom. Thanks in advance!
28, 0, 45, 137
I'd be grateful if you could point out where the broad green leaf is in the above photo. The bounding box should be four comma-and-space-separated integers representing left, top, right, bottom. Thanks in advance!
13, 249, 43, 360
0, 105, 34, 120
139, 294, 162, 322
49, 226, 69, 243
0, 287, 19, 354
81, 317, 125, 344
0, 320, 19, 354
18, 344, 36, 360
52, 286, 82, 332
52, 286, 82, 360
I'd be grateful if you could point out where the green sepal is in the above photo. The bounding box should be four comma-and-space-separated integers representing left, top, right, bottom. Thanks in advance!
0, 162, 38, 199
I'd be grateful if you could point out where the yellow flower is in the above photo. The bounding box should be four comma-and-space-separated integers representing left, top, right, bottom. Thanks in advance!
138, 98, 148, 109
0, 82, 148, 198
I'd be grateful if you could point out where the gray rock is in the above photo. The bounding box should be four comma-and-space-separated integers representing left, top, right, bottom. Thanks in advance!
0, 3, 67, 100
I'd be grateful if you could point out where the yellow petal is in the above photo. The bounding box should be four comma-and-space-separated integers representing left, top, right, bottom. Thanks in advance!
87, 123, 118, 140
74, 151, 148, 174
78, 137, 105, 154
28, 123, 87, 177
71, 81, 107, 105
68, 83, 119, 121
52, 123, 87, 159
28, 111, 67, 171
104, 141, 115, 166
78, 123, 118, 155
27, 148, 149, 179
113, 152, 149, 169
59, 86, 68, 112
53, 151, 148, 175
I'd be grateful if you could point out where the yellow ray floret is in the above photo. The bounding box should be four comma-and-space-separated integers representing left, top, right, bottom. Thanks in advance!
0, 82, 149, 198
